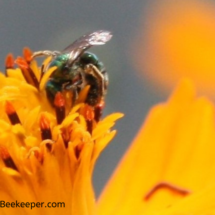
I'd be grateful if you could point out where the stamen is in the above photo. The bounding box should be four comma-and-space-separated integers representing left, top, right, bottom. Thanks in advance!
15, 57, 39, 88
83, 105, 95, 134
41, 64, 45, 77
0, 145, 18, 171
5, 101, 21, 125
94, 100, 105, 122
74, 143, 84, 159
5, 53, 14, 72
41, 140, 53, 152
61, 128, 69, 148
85, 105, 95, 121
23, 47, 32, 64
15, 56, 28, 69
54, 92, 66, 124
39, 113, 52, 141
86, 121, 93, 134
144, 182, 190, 201
27, 147, 43, 163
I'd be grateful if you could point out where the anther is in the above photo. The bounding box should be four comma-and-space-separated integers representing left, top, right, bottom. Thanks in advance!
23, 47, 32, 64
5, 101, 21, 125
0, 145, 18, 171
61, 128, 69, 148
15, 57, 39, 88
39, 113, 52, 141
15, 57, 28, 69
85, 105, 95, 121
83, 105, 95, 134
5, 53, 14, 71
54, 92, 66, 124
74, 143, 83, 159
86, 120, 93, 134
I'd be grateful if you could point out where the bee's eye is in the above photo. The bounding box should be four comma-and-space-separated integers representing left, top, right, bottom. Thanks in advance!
79, 52, 98, 65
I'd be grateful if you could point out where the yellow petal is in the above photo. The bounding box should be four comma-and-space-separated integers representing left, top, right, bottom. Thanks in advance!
97, 79, 215, 215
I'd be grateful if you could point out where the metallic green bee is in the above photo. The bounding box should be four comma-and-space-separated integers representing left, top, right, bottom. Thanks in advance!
32, 30, 112, 107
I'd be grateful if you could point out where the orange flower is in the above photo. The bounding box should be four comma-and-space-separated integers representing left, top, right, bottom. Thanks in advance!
134, 0, 215, 97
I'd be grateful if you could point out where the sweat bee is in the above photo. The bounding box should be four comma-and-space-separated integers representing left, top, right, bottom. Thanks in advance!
32, 30, 112, 110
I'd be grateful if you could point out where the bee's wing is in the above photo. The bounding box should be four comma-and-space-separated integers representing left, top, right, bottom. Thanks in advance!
63, 30, 112, 65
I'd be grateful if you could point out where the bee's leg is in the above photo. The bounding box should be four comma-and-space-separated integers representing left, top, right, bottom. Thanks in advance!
101, 70, 108, 92
84, 64, 106, 121
94, 100, 105, 122
31, 50, 61, 59
84, 64, 105, 97
45, 80, 62, 106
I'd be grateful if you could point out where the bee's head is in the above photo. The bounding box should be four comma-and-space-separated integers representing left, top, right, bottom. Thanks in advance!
79, 52, 99, 67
